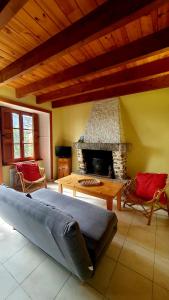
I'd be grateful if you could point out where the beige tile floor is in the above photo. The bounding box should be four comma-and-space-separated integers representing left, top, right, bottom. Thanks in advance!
0, 182, 169, 300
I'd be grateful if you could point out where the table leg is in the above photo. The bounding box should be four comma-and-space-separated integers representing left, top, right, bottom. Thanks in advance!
106, 198, 113, 211
73, 189, 76, 197
117, 190, 122, 211
58, 183, 63, 194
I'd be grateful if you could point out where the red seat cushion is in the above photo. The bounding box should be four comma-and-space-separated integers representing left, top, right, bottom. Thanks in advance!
16, 162, 41, 182
135, 173, 168, 203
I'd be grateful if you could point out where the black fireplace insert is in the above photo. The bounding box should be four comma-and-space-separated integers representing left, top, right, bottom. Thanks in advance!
82, 149, 115, 178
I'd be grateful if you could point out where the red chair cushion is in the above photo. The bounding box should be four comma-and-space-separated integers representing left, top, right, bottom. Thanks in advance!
16, 162, 41, 182
135, 172, 168, 203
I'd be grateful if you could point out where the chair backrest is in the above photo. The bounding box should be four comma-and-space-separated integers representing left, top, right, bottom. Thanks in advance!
15, 162, 41, 181
135, 172, 168, 203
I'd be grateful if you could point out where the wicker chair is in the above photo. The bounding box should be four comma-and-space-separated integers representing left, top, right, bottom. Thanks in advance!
15, 162, 47, 193
123, 175, 169, 225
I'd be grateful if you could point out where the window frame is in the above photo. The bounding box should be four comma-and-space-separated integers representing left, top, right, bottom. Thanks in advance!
12, 109, 34, 162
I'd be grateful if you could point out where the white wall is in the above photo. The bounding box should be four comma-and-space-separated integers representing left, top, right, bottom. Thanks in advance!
39, 112, 51, 179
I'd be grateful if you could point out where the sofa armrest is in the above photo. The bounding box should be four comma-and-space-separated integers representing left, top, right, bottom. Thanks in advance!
51, 212, 94, 280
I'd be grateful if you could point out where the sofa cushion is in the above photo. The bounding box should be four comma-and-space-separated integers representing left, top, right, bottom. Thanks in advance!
135, 173, 167, 201
31, 188, 118, 262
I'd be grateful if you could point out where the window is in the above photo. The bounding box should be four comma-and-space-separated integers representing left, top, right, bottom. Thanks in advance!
12, 113, 21, 159
12, 112, 34, 160
23, 115, 34, 158
0, 107, 40, 164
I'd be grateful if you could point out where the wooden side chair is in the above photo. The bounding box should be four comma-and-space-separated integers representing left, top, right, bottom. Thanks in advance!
123, 173, 169, 225
15, 162, 47, 193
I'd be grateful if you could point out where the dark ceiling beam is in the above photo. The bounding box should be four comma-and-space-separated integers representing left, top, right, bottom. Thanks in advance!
1, 0, 168, 83
36, 56, 169, 103
0, 1, 10, 12
52, 74, 169, 108
16, 26, 169, 98
0, 0, 28, 30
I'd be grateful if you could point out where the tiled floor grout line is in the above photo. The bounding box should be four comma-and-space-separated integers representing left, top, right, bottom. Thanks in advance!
103, 212, 135, 299
104, 260, 119, 300
153, 282, 169, 294
86, 258, 117, 297
3, 249, 47, 287
104, 211, 156, 298
4, 284, 32, 300
20, 255, 48, 285
151, 214, 157, 300
1, 242, 34, 300
152, 213, 169, 294
116, 216, 133, 260
3, 285, 19, 300
19, 257, 50, 300
52, 273, 72, 300
104, 210, 160, 298
54, 273, 103, 300
118, 260, 153, 283
1, 240, 29, 265
120, 212, 169, 298
125, 234, 156, 253
127, 211, 156, 291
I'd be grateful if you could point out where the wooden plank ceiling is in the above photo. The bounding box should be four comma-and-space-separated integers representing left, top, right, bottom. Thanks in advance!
1, 0, 169, 107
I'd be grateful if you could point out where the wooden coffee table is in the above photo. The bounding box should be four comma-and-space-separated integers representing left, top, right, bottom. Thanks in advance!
57, 174, 124, 211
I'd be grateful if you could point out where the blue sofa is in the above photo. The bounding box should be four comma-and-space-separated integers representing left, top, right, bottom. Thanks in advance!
0, 185, 117, 280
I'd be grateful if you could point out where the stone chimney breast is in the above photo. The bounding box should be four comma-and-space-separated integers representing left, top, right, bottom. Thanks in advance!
74, 98, 129, 180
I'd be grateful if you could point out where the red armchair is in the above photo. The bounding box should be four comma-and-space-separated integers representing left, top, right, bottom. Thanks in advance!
15, 162, 47, 193
123, 173, 169, 225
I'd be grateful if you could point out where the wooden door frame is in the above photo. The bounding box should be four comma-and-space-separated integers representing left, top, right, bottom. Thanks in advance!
0, 97, 53, 180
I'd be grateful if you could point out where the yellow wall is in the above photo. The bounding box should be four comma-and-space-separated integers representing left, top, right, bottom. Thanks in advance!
52, 103, 92, 171
120, 88, 169, 176
52, 88, 169, 178
0, 86, 51, 110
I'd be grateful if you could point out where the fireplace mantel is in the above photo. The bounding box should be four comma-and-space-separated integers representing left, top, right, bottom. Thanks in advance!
74, 142, 130, 152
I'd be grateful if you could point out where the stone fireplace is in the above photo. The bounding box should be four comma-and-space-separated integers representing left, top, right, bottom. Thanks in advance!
74, 98, 130, 180
75, 142, 128, 179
